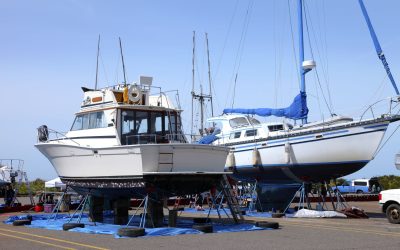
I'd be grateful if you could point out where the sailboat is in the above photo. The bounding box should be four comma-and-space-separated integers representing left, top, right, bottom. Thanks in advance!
202, 0, 400, 209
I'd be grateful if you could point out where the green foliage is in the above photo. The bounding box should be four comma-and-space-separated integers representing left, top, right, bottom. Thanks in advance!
329, 178, 347, 186
13, 178, 45, 195
377, 175, 400, 190
30, 178, 45, 193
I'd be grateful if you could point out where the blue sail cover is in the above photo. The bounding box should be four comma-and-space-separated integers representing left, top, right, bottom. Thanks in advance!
223, 92, 308, 120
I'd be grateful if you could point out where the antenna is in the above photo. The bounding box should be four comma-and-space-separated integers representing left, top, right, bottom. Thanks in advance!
95, 34, 100, 90
119, 37, 127, 86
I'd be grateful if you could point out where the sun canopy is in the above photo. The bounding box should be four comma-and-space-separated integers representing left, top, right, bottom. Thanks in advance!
223, 92, 308, 120
45, 177, 66, 188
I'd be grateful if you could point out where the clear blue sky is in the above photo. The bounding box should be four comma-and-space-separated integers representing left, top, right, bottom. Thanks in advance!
1, 0, 400, 181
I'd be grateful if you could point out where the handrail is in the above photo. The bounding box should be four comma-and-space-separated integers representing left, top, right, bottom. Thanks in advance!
359, 96, 400, 122
44, 129, 81, 146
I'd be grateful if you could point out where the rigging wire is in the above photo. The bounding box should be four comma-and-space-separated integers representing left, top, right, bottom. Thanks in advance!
303, 2, 334, 116
225, 0, 255, 108
304, 1, 334, 115
99, 53, 109, 87
213, 0, 240, 112
287, 0, 300, 89
373, 122, 400, 158
320, 1, 333, 110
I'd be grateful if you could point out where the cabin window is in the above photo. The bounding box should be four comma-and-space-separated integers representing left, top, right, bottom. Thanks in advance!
230, 131, 242, 139
229, 117, 249, 128
245, 129, 258, 137
248, 117, 261, 125
268, 124, 284, 132
71, 111, 106, 131
120, 109, 180, 145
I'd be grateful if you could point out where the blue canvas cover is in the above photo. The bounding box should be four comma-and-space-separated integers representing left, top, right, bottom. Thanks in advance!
223, 92, 308, 120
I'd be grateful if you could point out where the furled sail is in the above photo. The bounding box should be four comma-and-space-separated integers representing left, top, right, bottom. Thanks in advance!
223, 92, 308, 120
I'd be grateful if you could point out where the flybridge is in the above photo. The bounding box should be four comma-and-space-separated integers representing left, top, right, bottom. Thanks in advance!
79, 76, 179, 111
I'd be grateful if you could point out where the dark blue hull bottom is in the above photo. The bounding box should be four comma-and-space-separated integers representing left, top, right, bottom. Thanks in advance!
234, 161, 368, 184
234, 161, 368, 212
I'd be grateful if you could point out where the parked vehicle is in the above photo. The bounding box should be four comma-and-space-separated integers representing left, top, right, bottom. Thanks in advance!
332, 178, 381, 194
379, 189, 400, 224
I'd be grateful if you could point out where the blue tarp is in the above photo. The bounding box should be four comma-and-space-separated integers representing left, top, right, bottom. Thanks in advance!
223, 92, 308, 120
196, 134, 218, 144
184, 208, 294, 218
4, 213, 269, 238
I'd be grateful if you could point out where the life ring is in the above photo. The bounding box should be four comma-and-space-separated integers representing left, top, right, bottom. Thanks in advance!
128, 85, 142, 103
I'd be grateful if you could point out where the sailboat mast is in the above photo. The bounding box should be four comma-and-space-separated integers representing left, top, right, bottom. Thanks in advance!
119, 37, 127, 86
191, 31, 196, 141
95, 35, 100, 90
298, 0, 305, 94
205, 32, 214, 117
358, 0, 399, 95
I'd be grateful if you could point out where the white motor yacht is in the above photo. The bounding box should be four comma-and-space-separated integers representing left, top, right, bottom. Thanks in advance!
35, 76, 229, 197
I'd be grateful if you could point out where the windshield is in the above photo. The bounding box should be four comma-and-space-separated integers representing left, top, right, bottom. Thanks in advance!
120, 109, 183, 145
229, 117, 249, 128
71, 111, 106, 131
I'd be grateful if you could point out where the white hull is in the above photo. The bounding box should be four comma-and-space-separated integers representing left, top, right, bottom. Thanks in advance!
221, 120, 392, 183
35, 143, 228, 179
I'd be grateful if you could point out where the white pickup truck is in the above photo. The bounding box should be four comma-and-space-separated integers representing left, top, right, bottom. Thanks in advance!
379, 189, 400, 224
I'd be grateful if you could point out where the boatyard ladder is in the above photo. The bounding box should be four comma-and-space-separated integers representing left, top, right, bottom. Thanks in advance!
220, 175, 244, 223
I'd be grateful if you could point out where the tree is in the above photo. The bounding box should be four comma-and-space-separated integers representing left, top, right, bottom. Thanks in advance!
378, 175, 400, 190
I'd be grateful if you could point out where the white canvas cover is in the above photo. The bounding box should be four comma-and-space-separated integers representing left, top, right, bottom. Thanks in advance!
45, 177, 66, 188
293, 209, 347, 218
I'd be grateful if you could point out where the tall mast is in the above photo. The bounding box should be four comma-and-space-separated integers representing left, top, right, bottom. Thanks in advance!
298, 0, 305, 94
358, 0, 399, 95
191, 31, 196, 141
205, 32, 214, 117
119, 37, 127, 86
297, 0, 313, 124
95, 35, 100, 90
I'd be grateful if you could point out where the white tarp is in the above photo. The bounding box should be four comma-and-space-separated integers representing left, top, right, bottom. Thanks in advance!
45, 177, 66, 188
293, 209, 347, 218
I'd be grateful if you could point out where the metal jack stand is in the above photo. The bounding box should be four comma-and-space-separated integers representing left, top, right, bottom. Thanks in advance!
284, 183, 311, 213
246, 181, 262, 213
205, 190, 230, 224
66, 194, 91, 224
125, 194, 154, 228
328, 183, 348, 211
47, 187, 71, 221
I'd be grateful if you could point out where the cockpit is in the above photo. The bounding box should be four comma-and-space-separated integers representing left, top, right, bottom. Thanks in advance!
120, 109, 184, 145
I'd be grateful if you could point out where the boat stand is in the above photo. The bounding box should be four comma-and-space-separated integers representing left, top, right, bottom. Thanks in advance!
125, 194, 155, 228
47, 187, 70, 221
205, 190, 230, 224
65, 193, 92, 225
245, 181, 261, 213
328, 182, 348, 211
284, 183, 311, 213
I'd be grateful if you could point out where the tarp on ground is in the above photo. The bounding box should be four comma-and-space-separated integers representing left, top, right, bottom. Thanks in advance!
183, 207, 295, 218
4, 213, 269, 238
293, 209, 347, 218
